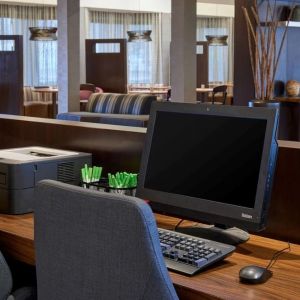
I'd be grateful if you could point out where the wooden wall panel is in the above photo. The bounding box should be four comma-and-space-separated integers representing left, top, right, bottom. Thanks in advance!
86, 39, 127, 93
262, 140, 300, 243
0, 35, 23, 115
196, 41, 208, 88
0, 116, 299, 243
0, 115, 145, 175
234, 0, 255, 106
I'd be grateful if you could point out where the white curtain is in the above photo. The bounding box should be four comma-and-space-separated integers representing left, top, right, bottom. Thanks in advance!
89, 10, 170, 85
0, 4, 57, 86
197, 17, 234, 83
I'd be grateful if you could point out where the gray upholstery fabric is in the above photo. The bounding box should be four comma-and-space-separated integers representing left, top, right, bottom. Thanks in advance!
57, 112, 149, 127
11, 287, 37, 300
0, 251, 13, 300
34, 180, 178, 300
0, 252, 36, 300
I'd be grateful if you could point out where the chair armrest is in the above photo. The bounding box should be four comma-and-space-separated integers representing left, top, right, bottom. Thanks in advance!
10, 286, 37, 300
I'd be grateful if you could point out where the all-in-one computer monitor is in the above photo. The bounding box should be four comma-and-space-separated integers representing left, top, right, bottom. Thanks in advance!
137, 102, 278, 245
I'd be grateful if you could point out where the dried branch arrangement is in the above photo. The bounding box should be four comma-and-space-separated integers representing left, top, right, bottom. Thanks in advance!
242, 0, 295, 101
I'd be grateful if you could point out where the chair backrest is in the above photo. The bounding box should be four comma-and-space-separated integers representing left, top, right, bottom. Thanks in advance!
0, 251, 13, 300
86, 93, 156, 115
212, 85, 227, 104
34, 180, 178, 300
80, 83, 95, 92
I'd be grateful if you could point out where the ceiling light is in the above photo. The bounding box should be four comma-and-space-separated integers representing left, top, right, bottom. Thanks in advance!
127, 30, 152, 42
206, 35, 228, 46
29, 27, 57, 41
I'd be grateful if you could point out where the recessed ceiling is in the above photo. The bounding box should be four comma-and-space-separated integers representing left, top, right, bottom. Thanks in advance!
197, 0, 234, 4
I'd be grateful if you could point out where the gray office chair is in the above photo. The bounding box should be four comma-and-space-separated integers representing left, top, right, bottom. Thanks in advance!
0, 251, 36, 300
34, 180, 178, 300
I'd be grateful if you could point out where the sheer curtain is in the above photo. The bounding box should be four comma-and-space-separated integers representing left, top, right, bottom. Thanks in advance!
197, 17, 234, 83
89, 10, 169, 85
0, 4, 57, 86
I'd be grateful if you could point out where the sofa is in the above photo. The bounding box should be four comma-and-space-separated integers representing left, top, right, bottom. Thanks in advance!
57, 93, 156, 127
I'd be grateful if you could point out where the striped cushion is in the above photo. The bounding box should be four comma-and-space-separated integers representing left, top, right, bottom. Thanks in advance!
86, 93, 156, 115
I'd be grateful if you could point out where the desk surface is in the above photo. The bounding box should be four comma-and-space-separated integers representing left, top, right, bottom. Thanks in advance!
0, 213, 299, 300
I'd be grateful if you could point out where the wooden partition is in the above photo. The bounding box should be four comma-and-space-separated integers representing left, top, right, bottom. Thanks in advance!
86, 39, 127, 93
0, 115, 145, 175
196, 41, 208, 88
0, 35, 23, 115
0, 115, 299, 243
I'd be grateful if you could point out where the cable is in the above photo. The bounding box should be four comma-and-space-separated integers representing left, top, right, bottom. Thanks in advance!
174, 219, 184, 231
266, 242, 291, 270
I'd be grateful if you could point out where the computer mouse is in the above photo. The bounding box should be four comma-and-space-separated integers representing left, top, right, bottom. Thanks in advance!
239, 265, 272, 284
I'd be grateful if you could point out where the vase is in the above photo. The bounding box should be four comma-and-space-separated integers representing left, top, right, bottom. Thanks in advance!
286, 80, 300, 97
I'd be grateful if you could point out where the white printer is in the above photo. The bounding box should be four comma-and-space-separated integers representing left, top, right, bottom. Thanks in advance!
0, 146, 92, 214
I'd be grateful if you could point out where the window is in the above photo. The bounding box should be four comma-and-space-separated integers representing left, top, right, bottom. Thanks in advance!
0, 5, 57, 86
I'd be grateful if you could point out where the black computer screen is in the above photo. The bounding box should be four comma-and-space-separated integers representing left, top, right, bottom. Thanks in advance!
144, 111, 267, 209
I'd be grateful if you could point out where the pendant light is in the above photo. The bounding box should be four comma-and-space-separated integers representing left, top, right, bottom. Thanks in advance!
127, 30, 152, 42
29, 27, 57, 41
127, 0, 152, 42
205, 35, 228, 46
29, 2, 57, 41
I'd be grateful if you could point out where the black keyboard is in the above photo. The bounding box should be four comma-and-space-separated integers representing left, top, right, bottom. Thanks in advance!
158, 228, 236, 276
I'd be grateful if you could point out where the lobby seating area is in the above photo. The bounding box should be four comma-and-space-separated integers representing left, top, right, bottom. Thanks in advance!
57, 92, 156, 127
1, 1, 300, 299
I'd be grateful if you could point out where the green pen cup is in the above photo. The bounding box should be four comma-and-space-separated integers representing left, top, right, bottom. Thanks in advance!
81, 178, 136, 196
108, 186, 136, 197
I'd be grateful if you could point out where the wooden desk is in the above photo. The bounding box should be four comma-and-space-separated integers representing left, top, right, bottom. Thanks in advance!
0, 213, 299, 299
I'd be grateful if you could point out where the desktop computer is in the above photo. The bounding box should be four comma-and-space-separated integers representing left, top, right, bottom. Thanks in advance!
136, 102, 278, 275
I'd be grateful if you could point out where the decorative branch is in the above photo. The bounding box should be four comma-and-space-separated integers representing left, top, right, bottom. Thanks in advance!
242, 0, 295, 101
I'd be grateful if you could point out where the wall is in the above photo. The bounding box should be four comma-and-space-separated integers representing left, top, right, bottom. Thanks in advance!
0, 0, 234, 17
287, 27, 300, 82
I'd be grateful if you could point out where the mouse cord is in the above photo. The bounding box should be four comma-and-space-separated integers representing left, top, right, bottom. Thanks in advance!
174, 219, 184, 231
266, 242, 291, 270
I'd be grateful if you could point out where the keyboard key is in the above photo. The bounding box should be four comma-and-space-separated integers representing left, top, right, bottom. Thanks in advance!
160, 242, 171, 250
205, 252, 217, 260
194, 258, 207, 267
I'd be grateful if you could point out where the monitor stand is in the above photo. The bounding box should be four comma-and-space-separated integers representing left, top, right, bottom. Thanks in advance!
176, 224, 249, 245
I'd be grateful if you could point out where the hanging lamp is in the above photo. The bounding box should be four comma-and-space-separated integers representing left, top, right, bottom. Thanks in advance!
29, 1, 57, 42
29, 27, 57, 41
127, 30, 152, 42
205, 35, 228, 46
127, 0, 152, 42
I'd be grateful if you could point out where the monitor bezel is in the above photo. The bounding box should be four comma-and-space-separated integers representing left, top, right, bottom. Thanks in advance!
137, 102, 278, 232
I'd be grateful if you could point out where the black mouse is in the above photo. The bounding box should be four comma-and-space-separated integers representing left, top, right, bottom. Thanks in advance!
239, 265, 272, 284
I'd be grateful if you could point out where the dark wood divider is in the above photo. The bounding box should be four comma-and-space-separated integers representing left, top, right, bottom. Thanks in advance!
0, 35, 23, 115
0, 115, 145, 175
196, 41, 208, 88
0, 115, 299, 243
86, 39, 127, 93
